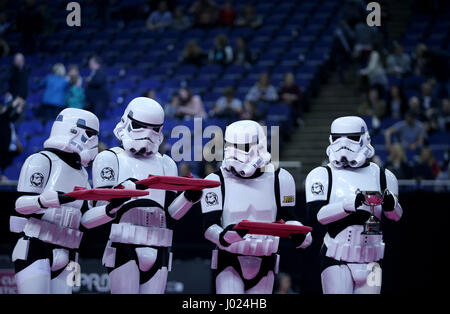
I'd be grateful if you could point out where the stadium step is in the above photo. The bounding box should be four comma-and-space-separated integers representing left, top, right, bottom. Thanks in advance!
281, 0, 413, 185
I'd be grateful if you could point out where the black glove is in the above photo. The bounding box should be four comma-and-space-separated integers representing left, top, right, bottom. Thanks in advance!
184, 189, 203, 202
290, 233, 307, 248
57, 192, 76, 205
354, 191, 366, 210
105, 197, 131, 217
219, 224, 248, 247
382, 189, 395, 212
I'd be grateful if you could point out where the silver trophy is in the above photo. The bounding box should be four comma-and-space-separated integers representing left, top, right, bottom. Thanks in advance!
357, 189, 383, 235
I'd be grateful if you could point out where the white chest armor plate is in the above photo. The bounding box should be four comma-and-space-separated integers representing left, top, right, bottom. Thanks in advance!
114, 149, 167, 228
326, 163, 385, 262
221, 169, 279, 256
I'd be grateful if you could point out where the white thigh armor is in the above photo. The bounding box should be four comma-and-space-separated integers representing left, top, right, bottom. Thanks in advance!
11, 150, 89, 262
306, 162, 402, 264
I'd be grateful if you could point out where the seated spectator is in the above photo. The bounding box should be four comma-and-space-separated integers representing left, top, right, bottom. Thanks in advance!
435, 162, 450, 192
411, 43, 428, 76
240, 100, 263, 122
387, 85, 407, 119
182, 40, 206, 66
417, 44, 450, 98
386, 44, 411, 77
171, 7, 191, 30
179, 162, 193, 177
175, 87, 206, 119
358, 88, 387, 132
40, 63, 68, 121
407, 96, 425, 120
359, 44, 388, 93
66, 65, 85, 109
437, 98, 450, 132
413, 147, 441, 180
245, 73, 278, 110
384, 143, 413, 179
201, 162, 217, 177
420, 81, 438, 118
211, 87, 242, 121
142, 89, 163, 105
235, 3, 262, 29
385, 110, 426, 152
146, 1, 172, 31
275, 273, 295, 294
279, 72, 304, 127
208, 34, 233, 65
189, 0, 218, 28
234, 36, 254, 66
164, 93, 180, 118
218, 0, 237, 26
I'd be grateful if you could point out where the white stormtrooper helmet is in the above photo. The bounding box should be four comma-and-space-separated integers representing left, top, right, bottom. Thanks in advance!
115, 97, 164, 157
44, 108, 99, 167
113, 103, 130, 140
222, 120, 272, 177
326, 116, 375, 168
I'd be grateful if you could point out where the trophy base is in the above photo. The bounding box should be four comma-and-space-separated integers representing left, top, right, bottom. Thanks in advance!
362, 217, 382, 235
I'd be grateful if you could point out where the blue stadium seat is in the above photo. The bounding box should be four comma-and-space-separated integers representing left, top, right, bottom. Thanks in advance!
403, 75, 426, 90
17, 120, 43, 138
429, 132, 450, 145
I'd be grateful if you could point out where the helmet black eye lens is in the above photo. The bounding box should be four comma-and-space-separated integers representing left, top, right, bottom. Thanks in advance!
131, 120, 145, 129
85, 130, 97, 138
332, 135, 341, 142
348, 135, 361, 142
131, 119, 161, 132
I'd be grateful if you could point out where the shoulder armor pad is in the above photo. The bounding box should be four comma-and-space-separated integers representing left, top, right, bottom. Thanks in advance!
92, 150, 119, 188
277, 168, 296, 206
384, 168, 399, 196
17, 153, 51, 193
162, 154, 178, 176
305, 166, 329, 203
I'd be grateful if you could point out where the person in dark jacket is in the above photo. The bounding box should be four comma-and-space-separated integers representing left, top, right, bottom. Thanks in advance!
7, 53, 29, 100
85, 56, 110, 119
279, 72, 304, 127
0, 96, 24, 181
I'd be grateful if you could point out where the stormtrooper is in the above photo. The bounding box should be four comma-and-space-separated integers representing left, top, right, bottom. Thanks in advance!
305, 116, 403, 294
196, 120, 312, 294
81, 97, 201, 294
10, 108, 99, 294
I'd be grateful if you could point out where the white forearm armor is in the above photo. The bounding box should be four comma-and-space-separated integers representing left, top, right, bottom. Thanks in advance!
168, 192, 199, 220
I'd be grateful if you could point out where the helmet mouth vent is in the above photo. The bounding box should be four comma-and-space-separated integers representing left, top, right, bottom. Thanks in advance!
336, 146, 355, 153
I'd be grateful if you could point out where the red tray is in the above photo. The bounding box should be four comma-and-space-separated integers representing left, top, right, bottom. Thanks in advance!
233, 220, 312, 237
136, 175, 221, 191
65, 186, 149, 201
